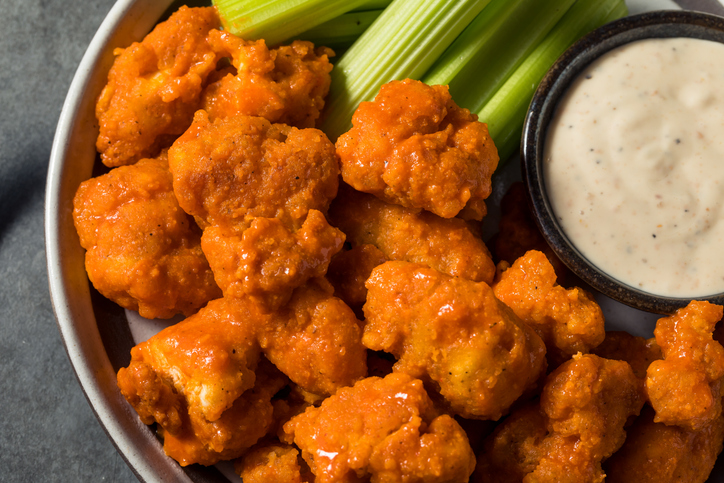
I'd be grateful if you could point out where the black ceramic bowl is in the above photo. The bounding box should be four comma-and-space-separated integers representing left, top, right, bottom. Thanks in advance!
521, 10, 724, 315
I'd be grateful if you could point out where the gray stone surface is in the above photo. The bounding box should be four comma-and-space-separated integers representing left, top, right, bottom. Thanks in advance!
0, 0, 137, 481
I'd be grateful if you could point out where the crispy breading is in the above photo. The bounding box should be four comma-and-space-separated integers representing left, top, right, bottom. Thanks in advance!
234, 441, 313, 483
201, 210, 344, 311
363, 261, 547, 420
95, 6, 221, 167
282, 373, 476, 483
325, 243, 387, 313
72, 153, 220, 319
328, 184, 496, 284
493, 250, 605, 367
336, 78, 498, 220
257, 281, 367, 396
646, 301, 724, 431
475, 354, 645, 483
167, 111, 339, 233
203, 30, 333, 128
591, 331, 661, 380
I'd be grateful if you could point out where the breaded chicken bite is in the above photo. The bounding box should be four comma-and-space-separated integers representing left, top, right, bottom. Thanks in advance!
235, 441, 313, 483
257, 280, 367, 396
201, 210, 345, 311
363, 261, 547, 420
493, 250, 605, 367
117, 297, 261, 428
160, 359, 288, 466
336, 78, 498, 220
96, 6, 221, 167
282, 373, 476, 483
325, 243, 387, 313
168, 111, 339, 233
603, 404, 724, 483
203, 30, 333, 128
475, 354, 645, 483
328, 185, 496, 285
493, 182, 568, 279
646, 301, 724, 431
592, 331, 661, 380
72, 153, 220, 319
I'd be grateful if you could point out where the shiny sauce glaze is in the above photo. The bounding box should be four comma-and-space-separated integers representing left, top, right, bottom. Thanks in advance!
544, 37, 724, 297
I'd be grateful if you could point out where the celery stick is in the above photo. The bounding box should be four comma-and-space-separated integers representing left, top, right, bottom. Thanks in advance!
320, 0, 492, 140
213, 0, 370, 46
295, 9, 382, 51
423, 0, 577, 113
479, 0, 628, 164
354, 0, 391, 11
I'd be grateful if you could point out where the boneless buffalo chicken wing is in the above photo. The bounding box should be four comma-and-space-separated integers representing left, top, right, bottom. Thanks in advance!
646, 301, 724, 431
72, 152, 220, 319
328, 184, 496, 285
493, 250, 606, 367
363, 261, 547, 420
96, 6, 221, 167
336, 78, 498, 220
202, 29, 333, 127
282, 373, 476, 483
201, 209, 345, 311
167, 111, 338, 233
475, 354, 645, 483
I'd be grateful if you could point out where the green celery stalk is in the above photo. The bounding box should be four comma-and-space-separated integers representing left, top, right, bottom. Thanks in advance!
295, 9, 383, 51
213, 0, 371, 46
478, 0, 628, 164
422, 0, 577, 113
320, 0, 493, 140
354, 0, 391, 11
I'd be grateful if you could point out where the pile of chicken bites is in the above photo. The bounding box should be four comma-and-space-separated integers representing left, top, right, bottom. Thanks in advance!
71, 5, 724, 482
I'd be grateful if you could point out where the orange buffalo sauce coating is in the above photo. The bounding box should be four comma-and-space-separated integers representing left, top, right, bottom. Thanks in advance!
72, 153, 220, 319
363, 261, 546, 420
235, 441, 313, 483
646, 301, 724, 431
328, 184, 496, 285
336, 78, 498, 220
96, 6, 221, 167
201, 210, 345, 311
282, 373, 476, 483
203, 30, 334, 127
168, 111, 339, 233
493, 250, 605, 367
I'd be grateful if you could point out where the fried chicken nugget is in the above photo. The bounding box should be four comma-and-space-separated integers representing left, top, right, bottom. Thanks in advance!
201, 210, 345, 311
235, 441, 313, 483
282, 373, 476, 483
160, 359, 288, 466
72, 153, 220, 319
203, 30, 333, 128
475, 354, 645, 483
646, 301, 724, 431
168, 111, 339, 233
257, 280, 367, 396
493, 250, 605, 367
603, 405, 724, 483
117, 297, 261, 428
328, 184, 496, 284
363, 261, 547, 420
336, 79, 498, 220
96, 6, 221, 167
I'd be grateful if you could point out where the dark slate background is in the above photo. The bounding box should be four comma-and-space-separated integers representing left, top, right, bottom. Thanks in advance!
1, 0, 723, 482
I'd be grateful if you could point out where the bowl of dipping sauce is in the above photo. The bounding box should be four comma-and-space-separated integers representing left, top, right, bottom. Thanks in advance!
522, 10, 724, 314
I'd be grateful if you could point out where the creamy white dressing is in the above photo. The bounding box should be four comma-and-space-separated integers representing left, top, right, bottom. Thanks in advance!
544, 37, 724, 297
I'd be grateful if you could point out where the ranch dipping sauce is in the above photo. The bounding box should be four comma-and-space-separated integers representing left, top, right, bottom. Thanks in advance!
544, 37, 724, 298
